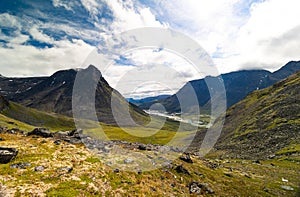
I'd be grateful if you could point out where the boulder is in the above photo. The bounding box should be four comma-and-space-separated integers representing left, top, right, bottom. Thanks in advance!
175, 165, 190, 175
35, 166, 45, 172
68, 129, 83, 139
138, 144, 147, 151
10, 162, 31, 169
27, 128, 53, 138
188, 181, 214, 194
0, 147, 18, 164
179, 154, 193, 163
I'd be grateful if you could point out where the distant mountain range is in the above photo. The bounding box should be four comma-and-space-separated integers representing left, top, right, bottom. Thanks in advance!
127, 95, 171, 105
139, 61, 300, 114
0, 65, 148, 126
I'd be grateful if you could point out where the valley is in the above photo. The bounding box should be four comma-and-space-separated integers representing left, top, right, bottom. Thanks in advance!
0, 63, 299, 196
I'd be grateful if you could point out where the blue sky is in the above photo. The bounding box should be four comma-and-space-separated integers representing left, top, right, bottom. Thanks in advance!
1, 0, 300, 97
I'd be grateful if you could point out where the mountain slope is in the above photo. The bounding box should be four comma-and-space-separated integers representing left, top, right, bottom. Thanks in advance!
0, 65, 149, 126
0, 95, 76, 131
212, 71, 300, 159
140, 61, 300, 113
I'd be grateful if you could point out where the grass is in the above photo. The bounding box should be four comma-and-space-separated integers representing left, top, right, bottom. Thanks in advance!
0, 132, 299, 196
2, 102, 76, 131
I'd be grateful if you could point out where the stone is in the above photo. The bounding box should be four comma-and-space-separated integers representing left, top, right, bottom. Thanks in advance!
188, 181, 214, 195
35, 166, 45, 172
188, 181, 201, 194
69, 129, 83, 139
6, 128, 24, 135
124, 158, 134, 164
113, 168, 120, 173
10, 162, 31, 169
175, 165, 190, 175
138, 144, 147, 150
179, 154, 193, 163
281, 185, 294, 191
54, 131, 70, 138
57, 166, 73, 174
0, 147, 18, 164
54, 140, 61, 145
27, 128, 53, 138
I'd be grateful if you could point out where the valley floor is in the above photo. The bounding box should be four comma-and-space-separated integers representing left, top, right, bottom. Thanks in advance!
0, 131, 299, 196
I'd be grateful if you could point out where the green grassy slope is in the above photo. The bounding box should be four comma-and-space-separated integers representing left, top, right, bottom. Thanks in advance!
1, 102, 76, 131
212, 71, 300, 159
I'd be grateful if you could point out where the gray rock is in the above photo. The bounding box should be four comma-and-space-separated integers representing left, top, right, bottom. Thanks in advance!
10, 162, 31, 169
35, 166, 45, 172
27, 128, 53, 138
188, 181, 201, 194
68, 129, 83, 139
175, 165, 190, 175
57, 166, 73, 174
124, 158, 134, 164
179, 154, 193, 163
281, 185, 294, 191
138, 144, 147, 150
0, 147, 18, 164
55, 131, 70, 138
188, 181, 214, 194
54, 140, 61, 145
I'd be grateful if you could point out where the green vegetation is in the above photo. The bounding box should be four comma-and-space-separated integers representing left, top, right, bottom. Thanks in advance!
0, 132, 299, 196
2, 102, 76, 131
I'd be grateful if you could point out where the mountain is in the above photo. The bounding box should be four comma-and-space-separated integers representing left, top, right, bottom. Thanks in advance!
0, 76, 47, 99
0, 95, 78, 131
140, 61, 300, 113
127, 95, 171, 105
209, 71, 300, 159
0, 65, 149, 126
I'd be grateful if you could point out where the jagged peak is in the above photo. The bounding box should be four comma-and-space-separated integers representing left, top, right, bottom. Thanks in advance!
85, 65, 102, 76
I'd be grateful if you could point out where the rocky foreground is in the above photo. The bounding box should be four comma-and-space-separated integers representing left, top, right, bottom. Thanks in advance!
0, 126, 299, 196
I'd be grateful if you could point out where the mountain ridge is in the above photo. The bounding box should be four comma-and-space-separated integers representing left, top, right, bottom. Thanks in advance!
140, 61, 300, 113
0, 65, 149, 126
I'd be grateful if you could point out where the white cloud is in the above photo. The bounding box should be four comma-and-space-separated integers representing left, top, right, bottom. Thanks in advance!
104, 0, 165, 32
143, 0, 300, 73
80, 0, 101, 21
98, 49, 204, 98
0, 39, 94, 77
52, 0, 74, 11
0, 13, 22, 29
2, 0, 300, 98
29, 26, 54, 44
220, 0, 300, 72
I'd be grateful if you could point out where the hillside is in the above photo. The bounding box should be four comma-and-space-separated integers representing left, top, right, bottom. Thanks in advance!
211, 71, 300, 159
1, 125, 299, 196
0, 95, 76, 131
0, 65, 149, 126
140, 61, 300, 114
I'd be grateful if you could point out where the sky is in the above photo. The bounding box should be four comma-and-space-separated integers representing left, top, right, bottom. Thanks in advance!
1, 0, 300, 98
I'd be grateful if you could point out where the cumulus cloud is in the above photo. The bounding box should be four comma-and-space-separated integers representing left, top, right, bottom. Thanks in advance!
0, 39, 94, 77
1, 0, 300, 98
104, 0, 165, 32
52, 0, 75, 11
